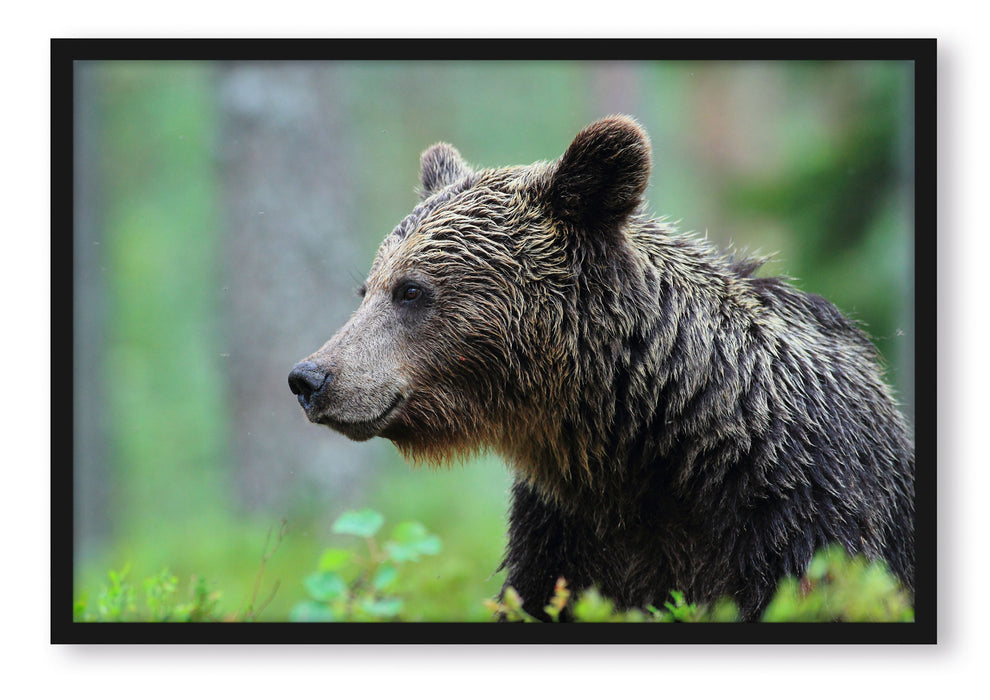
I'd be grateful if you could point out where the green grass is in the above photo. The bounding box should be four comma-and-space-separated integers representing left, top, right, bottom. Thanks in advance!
75, 452, 514, 621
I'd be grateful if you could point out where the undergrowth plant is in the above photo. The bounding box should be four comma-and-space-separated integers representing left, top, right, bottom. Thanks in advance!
74, 513, 911, 624
290, 509, 442, 622
487, 545, 913, 622
73, 519, 286, 622
73, 566, 225, 622
761, 544, 914, 622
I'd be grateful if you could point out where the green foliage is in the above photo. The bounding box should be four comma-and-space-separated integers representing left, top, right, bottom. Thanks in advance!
331, 509, 386, 538
762, 545, 914, 622
487, 546, 912, 623
74, 520, 286, 622
290, 510, 443, 622
74, 567, 223, 622
95, 565, 135, 621
75, 534, 910, 624
489, 582, 738, 623
368, 454, 511, 620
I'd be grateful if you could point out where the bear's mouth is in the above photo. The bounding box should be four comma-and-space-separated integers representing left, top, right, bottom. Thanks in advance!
315, 392, 406, 442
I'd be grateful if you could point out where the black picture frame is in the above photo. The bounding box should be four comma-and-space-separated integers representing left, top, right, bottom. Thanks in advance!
52, 37, 936, 645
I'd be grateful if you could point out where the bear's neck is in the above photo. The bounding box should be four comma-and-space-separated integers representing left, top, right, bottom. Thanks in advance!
505, 231, 765, 522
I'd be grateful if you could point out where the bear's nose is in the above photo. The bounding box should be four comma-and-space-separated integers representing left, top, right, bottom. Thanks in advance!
288, 361, 329, 404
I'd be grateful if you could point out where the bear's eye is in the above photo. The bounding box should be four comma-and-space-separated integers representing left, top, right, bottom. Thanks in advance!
394, 281, 426, 305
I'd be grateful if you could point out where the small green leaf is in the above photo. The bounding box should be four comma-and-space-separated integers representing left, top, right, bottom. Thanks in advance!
359, 597, 404, 619
415, 534, 442, 556
371, 562, 399, 591
390, 521, 429, 543
385, 521, 441, 562
303, 571, 348, 602
290, 600, 339, 622
317, 548, 353, 572
572, 588, 615, 622
390, 522, 441, 554
384, 541, 420, 563
332, 509, 385, 538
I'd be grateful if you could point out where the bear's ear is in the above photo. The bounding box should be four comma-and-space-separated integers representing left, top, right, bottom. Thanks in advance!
547, 115, 651, 226
419, 143, 472, 198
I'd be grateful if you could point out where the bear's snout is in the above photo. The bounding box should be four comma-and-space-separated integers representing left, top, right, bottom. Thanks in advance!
289, 353, 407, 440
288, 360, 329, 409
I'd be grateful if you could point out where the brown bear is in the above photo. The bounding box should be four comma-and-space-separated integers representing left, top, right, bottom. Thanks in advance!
289, 116, 915, 621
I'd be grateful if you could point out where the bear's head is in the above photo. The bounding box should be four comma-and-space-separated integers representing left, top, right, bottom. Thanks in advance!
289, 116, 653, 466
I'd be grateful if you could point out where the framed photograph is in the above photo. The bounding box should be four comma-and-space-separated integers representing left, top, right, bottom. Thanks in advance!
54, 38, 935, 643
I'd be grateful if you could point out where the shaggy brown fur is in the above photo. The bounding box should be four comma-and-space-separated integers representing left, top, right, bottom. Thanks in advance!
289, 116, 914, 621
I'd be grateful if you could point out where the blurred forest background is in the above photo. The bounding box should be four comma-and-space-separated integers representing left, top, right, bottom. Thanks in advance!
72, 59, 914, 621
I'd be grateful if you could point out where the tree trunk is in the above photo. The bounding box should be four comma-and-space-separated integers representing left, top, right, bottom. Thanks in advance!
216, 62, 384, 513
